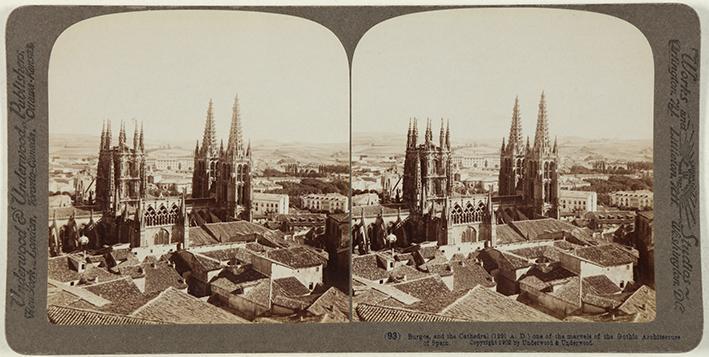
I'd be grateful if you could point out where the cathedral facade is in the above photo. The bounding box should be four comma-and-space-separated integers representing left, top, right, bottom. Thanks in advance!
93, 120, 190, 256
398, 92, 560, 248
498, 92, 560, 219
191, 96, 253, 221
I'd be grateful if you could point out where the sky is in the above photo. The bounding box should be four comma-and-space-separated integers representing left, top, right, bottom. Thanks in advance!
352, 8, 654, 141
49, 10, 349, 145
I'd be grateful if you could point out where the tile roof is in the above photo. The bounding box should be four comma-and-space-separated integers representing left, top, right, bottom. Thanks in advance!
48, 256, 81, 283
574, 244, 637, 266
441, 286, 558, 322
509, 218, 578, 241
192, 253, 223, 272
188, 226, 219, 246
201, 221, 283, 246
352, 288, 390, 307
199, 248, 244, 262
451, 262, 496, 291
402, 290, 469, 314
131, 287, 248, 324
352, 254, 390, 281
500, 251, 533, 270
239, 279, 272, 307
81, 277, 151, 315
391, 275, 451, 302
356, 304, 459, 322
495, 224, 526, 244
79, 266, 123, 285
388, 264, 428, 283
306, 287, 350, 322
271, 294, 311, 311
47, 289, 83, 307
212, 264, 267, 289
143, 262, 188, 295
583, 275, 622, 295
267, 246, 326, 269
48, 305, 160, 325
618, 285, 656, 322
273, 277, 311, 297
519, 264, 577, 291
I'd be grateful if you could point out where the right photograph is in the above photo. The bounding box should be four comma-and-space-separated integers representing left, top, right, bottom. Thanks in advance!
351, 8, 655, 323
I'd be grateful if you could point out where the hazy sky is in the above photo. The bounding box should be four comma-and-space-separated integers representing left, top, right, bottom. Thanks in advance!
353, 8, 654, 141
50, 10, 348, 144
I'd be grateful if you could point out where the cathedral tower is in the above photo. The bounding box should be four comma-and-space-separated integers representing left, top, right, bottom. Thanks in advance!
523, 92, 560, 218
192, 99, 220, 199
216, 95, 253, 221
402, 118, 453, 214
498, 96, 526, 196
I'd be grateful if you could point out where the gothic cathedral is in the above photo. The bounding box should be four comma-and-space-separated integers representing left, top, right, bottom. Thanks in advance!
191, 96, 253, 221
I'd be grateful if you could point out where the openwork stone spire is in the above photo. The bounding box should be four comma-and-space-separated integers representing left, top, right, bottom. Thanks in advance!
201, 99, 217, 157
227, 94, 244, 156
533, 91, 551, 152
508, 96, 524, 153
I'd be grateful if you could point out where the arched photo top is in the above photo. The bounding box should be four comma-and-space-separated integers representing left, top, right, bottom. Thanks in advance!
352, 7, 654, 142
49, 9, 349, 145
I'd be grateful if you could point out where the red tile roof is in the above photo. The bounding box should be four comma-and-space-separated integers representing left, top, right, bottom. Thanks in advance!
48, 305, 160, 325
131, 287, 247, 324
356, 303, 459, 322
267, 246, 326, 269
441, 286, 558, 322
574, 244, 637, 267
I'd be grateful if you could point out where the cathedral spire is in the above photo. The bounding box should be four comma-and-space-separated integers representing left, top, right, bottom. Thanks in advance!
412, 118, 418, 147
139, 121, 144, 152
406, 118, 413, 149
227, 94, 244, 156
425, 118, 432, 147
118, 121, 126, 147
553, 136, 558, 154
100, 120, 106, 150
201, 99, 217, 157
246, 140, 251, 157
132, 120, 139, 150
194, 140, 199, 156
508, 96, 523, 153
445, 119, 451, 149
105, 120, 112, 149
533, 91, 550, 152
439, 118, 445, 150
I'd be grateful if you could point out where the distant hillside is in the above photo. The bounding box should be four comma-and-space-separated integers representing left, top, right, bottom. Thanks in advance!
353, 132, 653, 162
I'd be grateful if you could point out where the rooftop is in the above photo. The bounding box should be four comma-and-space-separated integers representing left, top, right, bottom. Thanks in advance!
356, 303, 459, 322
441, 286, 558, 322
48, 305, 160, 325
131, 287, 248, 324
574, 244, 637, 267
267, 246, 326, 269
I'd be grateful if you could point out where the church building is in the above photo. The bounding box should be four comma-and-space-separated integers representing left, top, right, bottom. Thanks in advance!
397, 92, 560, 249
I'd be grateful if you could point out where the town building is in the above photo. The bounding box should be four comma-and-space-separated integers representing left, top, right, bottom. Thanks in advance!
302, 193, 348, 213
610, 190, 653, 209
252, 192, 289, 216
559, 190, 597, 214
352, 192, 380, 207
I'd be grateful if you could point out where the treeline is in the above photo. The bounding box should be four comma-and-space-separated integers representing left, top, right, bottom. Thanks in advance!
577, 175, 653, 206
318, 164, 349, 174
266, 178, 349, 205
568, 161, 653, 175
261, 168, 325, 178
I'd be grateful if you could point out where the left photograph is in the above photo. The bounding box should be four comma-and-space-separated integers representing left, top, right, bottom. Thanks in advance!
46, 10, 350, 324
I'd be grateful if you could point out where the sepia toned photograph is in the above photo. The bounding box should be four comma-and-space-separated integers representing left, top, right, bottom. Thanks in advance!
351, 8, 655, 323
46, 10, 350, 324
